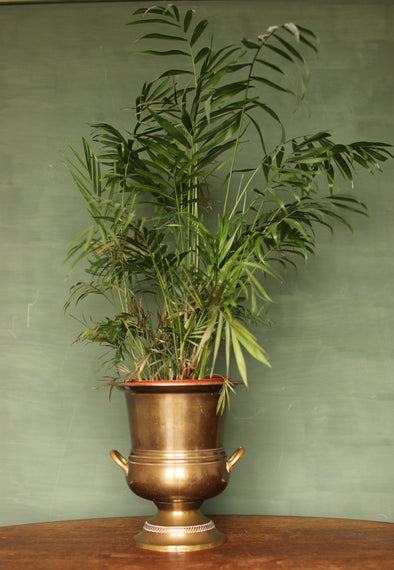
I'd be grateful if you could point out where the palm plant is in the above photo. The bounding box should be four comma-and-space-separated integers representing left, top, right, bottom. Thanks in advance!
64, 4, 391, 410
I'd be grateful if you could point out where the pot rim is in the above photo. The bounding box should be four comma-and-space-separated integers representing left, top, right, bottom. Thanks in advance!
112, 377, 245, 392
113, 376, 233, 389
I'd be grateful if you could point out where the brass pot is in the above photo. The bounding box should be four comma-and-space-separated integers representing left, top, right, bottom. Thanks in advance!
110, 379, 244, 552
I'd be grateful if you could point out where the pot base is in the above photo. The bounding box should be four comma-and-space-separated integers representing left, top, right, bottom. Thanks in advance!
134, 522, 225, 552
133, 507, 225, 552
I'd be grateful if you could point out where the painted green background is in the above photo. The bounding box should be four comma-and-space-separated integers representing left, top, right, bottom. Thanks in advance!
0, 0, 393, 526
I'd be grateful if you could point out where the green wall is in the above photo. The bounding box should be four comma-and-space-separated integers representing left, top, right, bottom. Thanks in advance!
0, 0, 393, 526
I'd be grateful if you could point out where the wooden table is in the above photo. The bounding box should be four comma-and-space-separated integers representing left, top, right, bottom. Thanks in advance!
0, 515, 393, 569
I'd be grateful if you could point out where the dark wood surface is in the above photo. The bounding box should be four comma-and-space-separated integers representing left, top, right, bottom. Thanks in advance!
1, 515, 393, 569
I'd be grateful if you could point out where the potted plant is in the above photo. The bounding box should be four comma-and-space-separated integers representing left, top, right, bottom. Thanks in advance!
64, 4, 391, 551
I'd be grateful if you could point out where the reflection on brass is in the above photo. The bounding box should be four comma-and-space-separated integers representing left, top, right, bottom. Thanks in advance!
110, 380, 244, 551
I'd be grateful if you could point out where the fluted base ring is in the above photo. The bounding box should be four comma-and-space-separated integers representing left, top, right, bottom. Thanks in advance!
134, 514, 225, 552
143, 520, 215, 534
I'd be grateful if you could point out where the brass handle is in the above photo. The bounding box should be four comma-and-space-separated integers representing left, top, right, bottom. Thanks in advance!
110, 449, 128, 475
226, 446, 245, 472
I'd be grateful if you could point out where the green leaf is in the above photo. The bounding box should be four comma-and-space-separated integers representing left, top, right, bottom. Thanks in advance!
194, 46, 211, 64
159, 68, 194, 78
191, 309, 218, 367
334, 153, 353, 180
298, 131, 331, 146
251, 75, 294, 95
231, 330, 247, 385
190, 19, 208, 46
297, 24, 318, 39
256, 58, 284, 74
139, 32, 187, 42
265, 43, 294, 63
242, 38, 260, 49
255, 102, 283, 124
148, 109, 189, 147
183, 9, 194, 33
211, 80, 248, 103
275, 35, 304, 62
181, 109, 193, 132
246, 261, 274, 294
285, 218, 312, 241
171, 4, 180, 22
299, 34, 319, 53
210, 311, 224, 376
203, 45, 240, 75
133, 49, 189, 57
204, 95, 212, 125
227, 62, 253, 73
231, 319, 271, 384
196, 139, 238, 168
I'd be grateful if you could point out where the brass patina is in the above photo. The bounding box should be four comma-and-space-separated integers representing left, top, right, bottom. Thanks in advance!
111, 379, 244, 551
